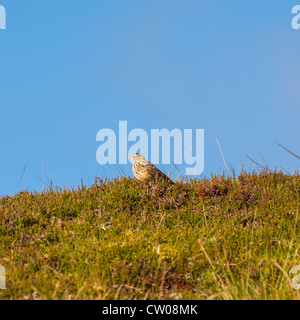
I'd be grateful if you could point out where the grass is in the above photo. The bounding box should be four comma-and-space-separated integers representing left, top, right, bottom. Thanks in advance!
0, 169, 300, 300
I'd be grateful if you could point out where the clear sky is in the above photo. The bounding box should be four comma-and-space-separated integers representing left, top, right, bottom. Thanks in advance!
0, 0, 299, 195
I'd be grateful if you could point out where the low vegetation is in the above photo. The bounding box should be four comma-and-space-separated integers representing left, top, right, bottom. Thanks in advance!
0, 170, 299, 299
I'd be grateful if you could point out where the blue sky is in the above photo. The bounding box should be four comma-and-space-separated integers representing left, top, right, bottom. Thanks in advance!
0, 0, 299, 195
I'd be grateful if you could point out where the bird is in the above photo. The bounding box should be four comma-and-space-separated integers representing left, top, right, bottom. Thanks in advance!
128, 153, 173, 184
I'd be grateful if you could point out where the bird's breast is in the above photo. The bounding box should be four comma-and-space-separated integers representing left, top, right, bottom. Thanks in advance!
132, 163, 155, 182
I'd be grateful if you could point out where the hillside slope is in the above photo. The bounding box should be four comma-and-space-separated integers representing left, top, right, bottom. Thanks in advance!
0, 171, 300, 300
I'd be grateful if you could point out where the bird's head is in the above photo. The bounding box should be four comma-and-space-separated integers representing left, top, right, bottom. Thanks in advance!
128, 153, 146, 164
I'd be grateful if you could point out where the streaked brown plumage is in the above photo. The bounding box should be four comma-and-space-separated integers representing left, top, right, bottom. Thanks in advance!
128, 153, 173, 183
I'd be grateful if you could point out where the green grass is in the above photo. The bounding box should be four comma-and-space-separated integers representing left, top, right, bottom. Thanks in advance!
0, 170, 300, 300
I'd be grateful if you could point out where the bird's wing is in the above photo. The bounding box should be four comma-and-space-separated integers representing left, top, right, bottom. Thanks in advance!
146, 162, 173, 182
